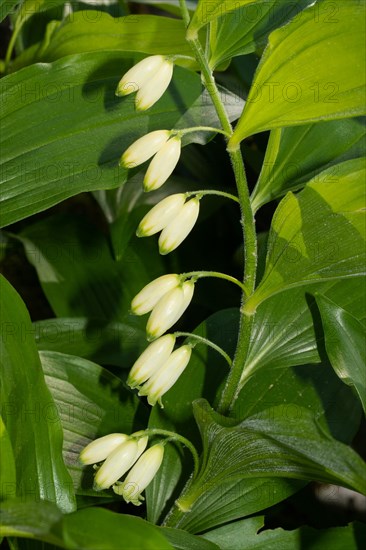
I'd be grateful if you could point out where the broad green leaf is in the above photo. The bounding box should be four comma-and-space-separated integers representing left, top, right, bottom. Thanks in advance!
0, 51, 242, 228
243, 159, 366, 315
315, 294, 366, 413
167, 399, 366, 533
229, 0, 366, 146
39, 350, 147, 496
0, 0, 19, 23
251, 117, 366, 212
0, 276, 76, 513
0, 415, 16, 500
63, 508, 173, 550
209, 0, 314, 69
37, 13, 193, 62
18, 213, 164, 322
0, 501, 173, 549
161, 527, 219, 550
242, 277, 366, 378
203, 515, 366, 549
34, 317, 146, 367
188, 0, 258, 35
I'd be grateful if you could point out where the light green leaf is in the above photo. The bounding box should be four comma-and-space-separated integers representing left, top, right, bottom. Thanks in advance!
1, 51, 242, 228
0, 415, 16, 500
209, 0, 314, 69
242, 277, 366, 378
316, 294, 366, 413
0, 501, 173, 549
244, 159, 366, 315
251, 117, 366, 212
39, 350, 147, 496
203, 515, 366, 549
188, 0, 258, 36
0, 276, 76, 513
167, 399, 366, 533
229, 0, 366, 146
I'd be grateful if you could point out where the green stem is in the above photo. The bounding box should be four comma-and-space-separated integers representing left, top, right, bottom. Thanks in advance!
185, 189, 239, 203
178, 0, 257, 415
172, 126, 230, 138
174, 331, 232, 367
138, 429, 200, 478
182, 270, 245, 292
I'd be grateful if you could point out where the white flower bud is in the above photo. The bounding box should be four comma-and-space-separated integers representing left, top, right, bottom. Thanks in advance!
113, 444, 165, 505
131, 274, 180, 316
143, 137, 181, 192
159, 198, 200, 255
138, 346, 192, 407
93, 436, 148, 491
120, 130, 170, 169
115, 55, 166, 97
135, 60, 174, 111
127, 334, 176, 389
79, 433, 129, 465
178, 279, 195, 320
136, 194, 186, 237
146, 285, 185, 340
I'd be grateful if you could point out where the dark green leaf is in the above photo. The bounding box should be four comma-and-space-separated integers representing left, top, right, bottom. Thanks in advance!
251, 117, 366, 212
229, 0, 366, 145
0, 276, 76, 512
0, 501, 173, 549
0, 52, 242, 228
166, 400, 366, 533
34, 317, 146, 367
244, 159, 366, 315
203, 515, 366, 549
33, 13, 193, 63
19, 213, 164, 322
39, 350, 146, 496
0, 0, 19, 23
161, 527, 219, 550
315, 294, 366, 413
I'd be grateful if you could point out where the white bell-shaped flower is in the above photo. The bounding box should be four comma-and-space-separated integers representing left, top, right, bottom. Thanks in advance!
159, 197, 200, 255
136, 194, 186, 237
79, 433, 129, 465
146, 280, 195, 340
120, 130, 170, 169
113, 444, 165, 505
143, 137, 181, 192
131, 274, 180, 316
146, 285, 185, 341
127, 334, 176, 389
138, 346, 192, 407
136, 60, 174, 111
93, 436, 148, 491
115, 55, 166, 97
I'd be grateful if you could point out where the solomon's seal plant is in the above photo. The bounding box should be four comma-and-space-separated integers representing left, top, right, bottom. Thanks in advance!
0, 1, 365, 549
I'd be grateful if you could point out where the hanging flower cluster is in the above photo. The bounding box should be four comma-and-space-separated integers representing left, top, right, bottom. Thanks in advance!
121, 130, 182, 191
80, 431, 164, 505
127, 334, 192, 406
137, 193, 200, 255
115, 55, 174, 111
131, 274, 195, 340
